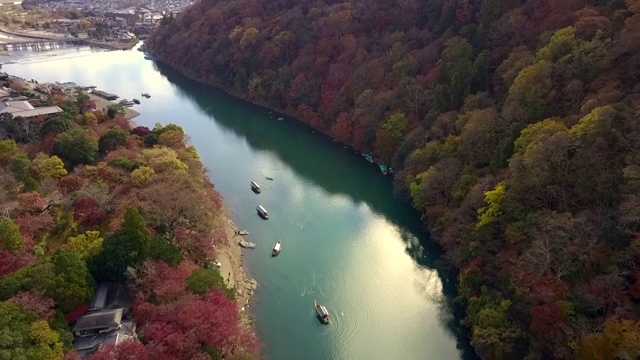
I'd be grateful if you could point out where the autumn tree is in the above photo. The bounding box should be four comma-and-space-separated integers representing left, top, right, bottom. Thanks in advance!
73, 197, 105, 227
54, 127, 99, 167
7, 290, 56, 322
48, 249, 95, 312
98, 127, 129, 155
40, 113, 76, 138
0, 217, 25, 251
0, 302, 64, 360
64, 231, 103, 260
87, 341, 149, 360
187, 268, 233, 299
31, 153, 67, 180
89, 208, 151, 281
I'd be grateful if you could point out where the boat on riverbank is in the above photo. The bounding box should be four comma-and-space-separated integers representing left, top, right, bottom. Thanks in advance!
251, 181, 261, 193
314, 299, 330, 324
239, 240, 256, 249
256, 205, 269, 219
272, 241, 281, 256
238, 230, 249, 236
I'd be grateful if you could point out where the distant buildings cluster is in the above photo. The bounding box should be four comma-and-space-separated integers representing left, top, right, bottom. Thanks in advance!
33, 0, 195, 39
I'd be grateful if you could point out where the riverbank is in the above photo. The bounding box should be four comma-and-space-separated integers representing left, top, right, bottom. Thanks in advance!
218, 213, 258, 330
90, 90, 257, 328
88, 93, 140, 120
3, 48, 477, 359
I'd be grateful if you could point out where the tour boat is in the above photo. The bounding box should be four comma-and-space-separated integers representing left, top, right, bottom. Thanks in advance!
251, 181, 261, 193
314, 299, 330, 324
272, 241, 281, 256
256, 205, 269, 219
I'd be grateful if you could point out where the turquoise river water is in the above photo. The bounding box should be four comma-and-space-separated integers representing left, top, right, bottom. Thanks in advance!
3, 43, 477, 360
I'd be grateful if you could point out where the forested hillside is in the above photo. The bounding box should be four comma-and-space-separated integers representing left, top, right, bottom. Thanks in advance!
147, 0, 640, 358
0, 82, 259, 359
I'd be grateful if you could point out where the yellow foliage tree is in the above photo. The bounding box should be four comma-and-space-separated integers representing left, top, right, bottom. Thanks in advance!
131, 166, 155, 185
64, 231, 103, 260
476, 182, 505, 229
31, 153, 67, 180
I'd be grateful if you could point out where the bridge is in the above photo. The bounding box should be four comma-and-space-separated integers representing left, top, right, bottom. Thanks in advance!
0, 27, 84, 50
1, 39, 83, 51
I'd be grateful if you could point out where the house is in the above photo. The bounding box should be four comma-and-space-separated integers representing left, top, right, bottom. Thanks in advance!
72, 282, 137, 359
73, 317, 136, 359
73, 308, 124, 337
0, 88, 11, 100
0, 100, 62, 118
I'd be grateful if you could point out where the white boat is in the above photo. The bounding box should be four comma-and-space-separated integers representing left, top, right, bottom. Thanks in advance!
237, 230, 249, 236
315, 299, 330, 324
251, 181, 261, 193
256, 205, 269, 219
272, 241, 281, 256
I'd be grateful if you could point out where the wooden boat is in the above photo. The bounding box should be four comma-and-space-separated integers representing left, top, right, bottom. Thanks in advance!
272, 241, 281, 256
118, 99, 136, 107
239, 240, 256, 249
141, 93, 151, 98
256, 205, 269, 219
314, 299, 330, 324
251, 181, 261, 193
132, 98, 140, 104
265, 176, 274, 181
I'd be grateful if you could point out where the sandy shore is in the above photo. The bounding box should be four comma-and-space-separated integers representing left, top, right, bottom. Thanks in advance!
218, 212, 258, 330
88, 93, 140, 120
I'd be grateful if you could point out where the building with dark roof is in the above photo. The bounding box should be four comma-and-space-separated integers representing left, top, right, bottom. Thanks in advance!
72, 282, 138, 359
73, 308, 123, 337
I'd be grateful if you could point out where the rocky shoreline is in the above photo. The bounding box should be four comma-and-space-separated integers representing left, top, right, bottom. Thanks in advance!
89, 86, 259, 330
219, 215, 259, 330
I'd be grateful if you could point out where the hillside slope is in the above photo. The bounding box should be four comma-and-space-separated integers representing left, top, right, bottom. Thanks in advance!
147, 0, 640, 358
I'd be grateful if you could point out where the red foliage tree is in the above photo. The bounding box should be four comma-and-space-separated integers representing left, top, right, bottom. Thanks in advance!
140, 260, 198, 303
57, 174, 86, 195
14, 214, 55, 240
132, 126, 152, 137
63, 351, 83, 360
133, 291, 259, 359
42, 133, 58, 153
15, 191, 48, 215
73, 197, 105, 227
64, 303, 91, 324
297, 104, 325, 130
8, 291, 56, 322
0, 242, 37, 276
87, 341, 149, 360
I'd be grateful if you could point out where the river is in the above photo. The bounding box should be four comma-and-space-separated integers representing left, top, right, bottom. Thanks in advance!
3, 44, 477, 360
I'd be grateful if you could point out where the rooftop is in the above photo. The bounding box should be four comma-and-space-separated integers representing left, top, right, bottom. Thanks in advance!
73, 308, 123, 332
0, 100, 63, 118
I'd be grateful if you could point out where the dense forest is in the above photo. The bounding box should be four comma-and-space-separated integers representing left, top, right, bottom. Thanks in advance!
145, 0, 640, 358
0, 80, 259, 359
